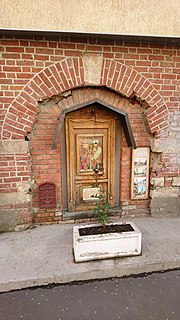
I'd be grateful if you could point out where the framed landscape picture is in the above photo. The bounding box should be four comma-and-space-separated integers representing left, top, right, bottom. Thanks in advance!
131, 147, 150, 199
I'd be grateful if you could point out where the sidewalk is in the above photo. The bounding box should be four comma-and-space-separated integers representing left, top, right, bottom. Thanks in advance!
0, 217, 180, 292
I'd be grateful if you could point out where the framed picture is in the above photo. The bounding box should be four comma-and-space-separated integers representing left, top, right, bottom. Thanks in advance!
131, 147, 150, 199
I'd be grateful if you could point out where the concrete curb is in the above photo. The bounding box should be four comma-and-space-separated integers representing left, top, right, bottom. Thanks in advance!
1, 259, 180, 293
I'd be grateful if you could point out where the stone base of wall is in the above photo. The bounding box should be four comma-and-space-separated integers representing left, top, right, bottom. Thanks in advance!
121, 208, 150, 217
0, 210, 21, 232
0, 141, 33, 232
150, 186, 180, 217
151, 197, 180, 217
0, 208, 33, 232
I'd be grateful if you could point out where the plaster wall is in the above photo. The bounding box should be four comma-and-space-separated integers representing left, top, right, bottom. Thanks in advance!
0, 0, 180, 37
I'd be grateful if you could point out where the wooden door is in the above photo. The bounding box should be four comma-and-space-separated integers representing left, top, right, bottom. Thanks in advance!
65, 105, 116, 212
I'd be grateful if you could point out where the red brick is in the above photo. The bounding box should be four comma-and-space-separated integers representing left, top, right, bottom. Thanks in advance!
3, 66, 21, 72
30, 41, 48, 47
34, 54, 49, 61
2, 53, 21, 59
58, 43, 76, 49
36, 48, 54, 55
64, 50, 83, 57
0, 78, 13, 84
1, 40, 19, 45
20, 41, 29, 46
4, 177, 21, 183
6, 47, 24, 53
0, 97, 13, 103
161, 74, 176, 79
124, 53, 140, 60
17, 73, 33, 79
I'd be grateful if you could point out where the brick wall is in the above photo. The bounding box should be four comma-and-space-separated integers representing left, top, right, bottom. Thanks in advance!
1, 38, 179, 112
0, 35, 179, 230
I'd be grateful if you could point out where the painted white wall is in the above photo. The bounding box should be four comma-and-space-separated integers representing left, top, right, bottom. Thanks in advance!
0, 0, 179, 37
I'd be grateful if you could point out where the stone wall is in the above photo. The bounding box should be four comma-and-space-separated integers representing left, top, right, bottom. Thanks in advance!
0, 141, 32, 231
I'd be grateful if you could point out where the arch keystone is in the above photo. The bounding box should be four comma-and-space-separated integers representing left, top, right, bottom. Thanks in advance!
83, 53, 103, 85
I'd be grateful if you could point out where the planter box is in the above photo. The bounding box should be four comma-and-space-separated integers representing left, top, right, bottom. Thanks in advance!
73, 222, 142, 262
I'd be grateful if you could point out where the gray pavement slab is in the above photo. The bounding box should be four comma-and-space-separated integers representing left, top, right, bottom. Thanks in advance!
0, 217, 180, 292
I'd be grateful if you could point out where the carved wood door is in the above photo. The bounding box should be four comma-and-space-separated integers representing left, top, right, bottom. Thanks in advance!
65, 105, 115, 212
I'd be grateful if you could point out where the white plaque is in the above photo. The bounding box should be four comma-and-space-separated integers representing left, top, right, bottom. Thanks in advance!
83, 187, 99, 201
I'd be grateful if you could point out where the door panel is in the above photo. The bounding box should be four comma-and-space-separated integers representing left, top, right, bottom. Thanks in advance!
65, 105, 116, 212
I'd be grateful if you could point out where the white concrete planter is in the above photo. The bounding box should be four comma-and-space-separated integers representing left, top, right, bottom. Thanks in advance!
73, 222, 142, 262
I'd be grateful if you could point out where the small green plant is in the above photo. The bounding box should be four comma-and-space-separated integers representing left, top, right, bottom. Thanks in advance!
92, 183, 112, 227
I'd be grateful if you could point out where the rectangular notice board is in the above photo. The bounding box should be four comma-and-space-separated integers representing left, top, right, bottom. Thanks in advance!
131, 147, 150, 199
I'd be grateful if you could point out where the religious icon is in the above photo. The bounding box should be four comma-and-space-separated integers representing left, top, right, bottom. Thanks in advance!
79, 136, 103, 172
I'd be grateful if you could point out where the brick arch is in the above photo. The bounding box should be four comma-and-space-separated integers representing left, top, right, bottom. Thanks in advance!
2, 56, 168, 139
101, 59, 168, 137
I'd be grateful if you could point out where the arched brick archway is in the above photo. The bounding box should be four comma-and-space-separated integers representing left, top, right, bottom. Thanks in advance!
2, 56, 168, 140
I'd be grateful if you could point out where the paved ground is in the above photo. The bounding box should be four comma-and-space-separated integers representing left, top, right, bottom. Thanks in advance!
0, 269, 180, 320
0, 217, 180, 292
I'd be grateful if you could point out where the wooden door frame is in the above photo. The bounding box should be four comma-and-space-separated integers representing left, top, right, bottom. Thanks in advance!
65, 114, 115, 212
56, 100, 136, 217
61, 117, 122, 217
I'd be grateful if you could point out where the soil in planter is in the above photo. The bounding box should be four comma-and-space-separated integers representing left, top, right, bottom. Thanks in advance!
79, 224, 134, 236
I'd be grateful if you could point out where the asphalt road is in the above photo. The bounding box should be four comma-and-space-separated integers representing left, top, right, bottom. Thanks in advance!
0, 269, 180, 320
